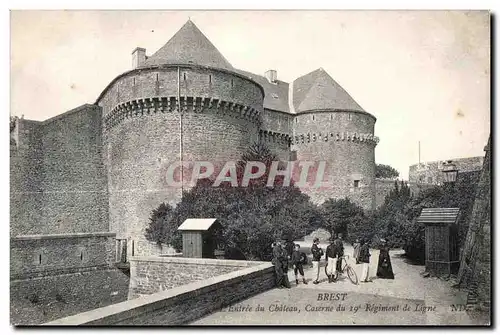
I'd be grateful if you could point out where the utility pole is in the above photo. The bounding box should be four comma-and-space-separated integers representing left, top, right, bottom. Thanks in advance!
178, 67, 184, 199
418, 141, 421, 164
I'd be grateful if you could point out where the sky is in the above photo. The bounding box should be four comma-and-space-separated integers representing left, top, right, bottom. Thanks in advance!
10, 10, 490, 179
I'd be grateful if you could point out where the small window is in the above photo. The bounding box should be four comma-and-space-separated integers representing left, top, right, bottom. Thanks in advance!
209, 75, 212, 84
348, 113, 352, 121
80, 251, 84, 261
183, 73, 187, 81
354, 180, 360, 188
231, 79, 234, 87
133, 77, 136, 86
156, 73, 159, 82
330, 114, 333, 120
38, 253, 42, 264
312, 115, 315, 121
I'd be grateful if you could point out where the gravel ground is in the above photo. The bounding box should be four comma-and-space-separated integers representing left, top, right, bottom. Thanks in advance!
194, 244, 488, 325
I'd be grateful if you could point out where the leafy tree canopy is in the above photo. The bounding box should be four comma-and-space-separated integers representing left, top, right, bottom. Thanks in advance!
376, 164, 400, 179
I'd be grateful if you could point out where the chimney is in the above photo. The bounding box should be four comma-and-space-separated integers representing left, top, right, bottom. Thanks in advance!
265, 69, 277, 84
132, 47, 146, 69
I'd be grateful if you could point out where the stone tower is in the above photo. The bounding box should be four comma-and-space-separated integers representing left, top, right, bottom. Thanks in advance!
96, 20, 264, 255
290, 68, 378, 210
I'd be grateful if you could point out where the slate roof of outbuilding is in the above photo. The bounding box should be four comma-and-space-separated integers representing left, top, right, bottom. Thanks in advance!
142, 20, 233, 70
178, 218, 218, 231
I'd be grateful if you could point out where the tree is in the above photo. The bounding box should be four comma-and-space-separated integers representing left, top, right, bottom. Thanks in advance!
144, 203, 176, 247
376, 164, 400, 179
321, 197, 365, 239
146, 142, 320, 260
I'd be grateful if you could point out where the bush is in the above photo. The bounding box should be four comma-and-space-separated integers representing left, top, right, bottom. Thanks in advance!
145, 143, 320, 261
321, 197, 366, 240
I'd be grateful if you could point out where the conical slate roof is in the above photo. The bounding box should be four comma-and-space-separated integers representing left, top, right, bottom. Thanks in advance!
292, 68, 364, 113
142, 20, 233, 70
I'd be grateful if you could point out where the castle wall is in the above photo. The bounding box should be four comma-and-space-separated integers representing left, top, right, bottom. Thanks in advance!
292, 110, 378, 210
98, 66, 263, 255
409, 156, 484, 185
10, 232, 116, 280
259, 109, 292, 160
38, 105, 109, 234
10, 119, 43, 236
374, 179, 397, 208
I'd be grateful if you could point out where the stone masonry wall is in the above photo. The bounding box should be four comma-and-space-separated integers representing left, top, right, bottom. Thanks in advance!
292, 110, 378, 210
38, 104, 109, 234
98, 66, 264, 255
10, 232, 116, 280
128, 256, 256, 299
10, 119, 43, 236
45, 262, 275, 325
409, 156, 484, 185
11, 267, 130, 325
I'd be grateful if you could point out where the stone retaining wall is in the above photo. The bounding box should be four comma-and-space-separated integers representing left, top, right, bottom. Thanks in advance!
128, 256, 259, 299
44, 261, 275, 325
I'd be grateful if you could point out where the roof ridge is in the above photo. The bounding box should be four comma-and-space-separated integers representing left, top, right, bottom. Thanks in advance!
142, 20, 233, 70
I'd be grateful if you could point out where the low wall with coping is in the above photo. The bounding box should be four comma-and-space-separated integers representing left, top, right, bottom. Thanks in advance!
44, 260, 275, 325
10, 232, 116, 280
128, 256, 261, 299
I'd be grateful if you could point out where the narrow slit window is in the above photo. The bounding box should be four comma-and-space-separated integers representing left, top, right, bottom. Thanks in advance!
183, 73, 187, 81
38, 254, 42, 264
156, 73, 159, 82
312, 115, 315, 121
348, 113, 352, 121
80, 251, 84, 261
209, 75, 212, 84
354, 180, 360, 188
231, 79, 234, 87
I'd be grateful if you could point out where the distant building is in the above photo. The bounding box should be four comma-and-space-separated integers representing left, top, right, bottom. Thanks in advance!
409, 156, 484, 186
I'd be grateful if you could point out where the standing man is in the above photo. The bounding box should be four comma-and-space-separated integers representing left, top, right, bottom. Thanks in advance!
311, 237, 323, 284
359, 239, 372, 283
272, 239, 291, 289
291, 244, 308, 285
334, 233, 345, 274
325, 237, 337, 283
353, 238, 361, 264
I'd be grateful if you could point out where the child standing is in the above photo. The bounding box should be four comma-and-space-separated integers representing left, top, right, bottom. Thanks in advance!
291, 244, 308, 285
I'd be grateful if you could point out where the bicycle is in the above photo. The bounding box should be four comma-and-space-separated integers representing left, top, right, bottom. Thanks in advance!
324, 255, 358, 285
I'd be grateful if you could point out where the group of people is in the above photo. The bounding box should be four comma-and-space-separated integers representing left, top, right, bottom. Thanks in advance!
272, 235, 395, 288
271, 240, 308, 289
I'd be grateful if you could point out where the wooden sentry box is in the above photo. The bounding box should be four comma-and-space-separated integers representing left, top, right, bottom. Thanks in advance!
177, 218, 221, 259
418, 208, 460, 276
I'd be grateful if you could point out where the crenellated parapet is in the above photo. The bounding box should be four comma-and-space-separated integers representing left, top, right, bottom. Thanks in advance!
292, 131, 379, 146
103, 96, 261, 131
258, 130, 291, 147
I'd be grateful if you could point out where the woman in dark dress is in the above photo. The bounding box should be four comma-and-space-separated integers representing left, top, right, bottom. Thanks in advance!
376, 239, 395, 279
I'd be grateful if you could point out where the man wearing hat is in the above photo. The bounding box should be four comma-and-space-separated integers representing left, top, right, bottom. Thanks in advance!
310, 237, 324, 284
325, 236, 338, 283
272, 238, 291, 288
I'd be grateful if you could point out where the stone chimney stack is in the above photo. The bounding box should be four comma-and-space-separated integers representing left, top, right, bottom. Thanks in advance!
132, 47, 147, 69
265, 69, 277, 84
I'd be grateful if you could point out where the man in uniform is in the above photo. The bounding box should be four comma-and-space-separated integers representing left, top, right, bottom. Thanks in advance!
272, 239, 291, 288
311, 237, 323, 284
325, 236, 337, 283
